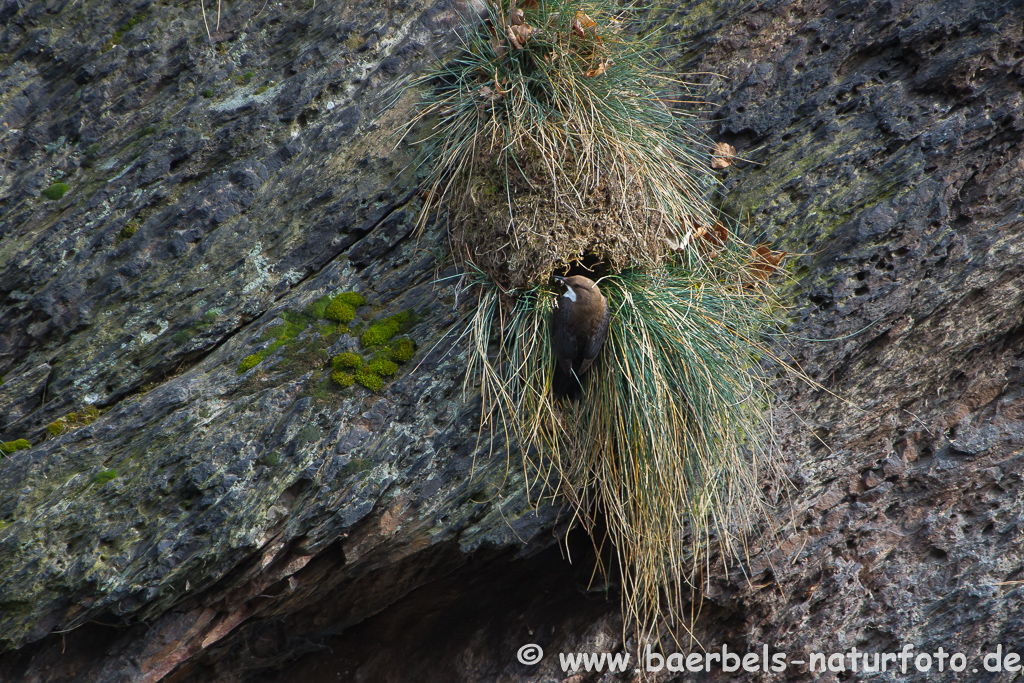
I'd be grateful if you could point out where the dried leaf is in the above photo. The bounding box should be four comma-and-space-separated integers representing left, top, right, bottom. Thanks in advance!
750, 245, 787, 279
572, 10, 595, 37
509, 22, 532, 45
510, 7, 524, 25
506, 25, 523, 49
711, 141, 736, 169
584, 58, 611, 77
707, 222, 729, 247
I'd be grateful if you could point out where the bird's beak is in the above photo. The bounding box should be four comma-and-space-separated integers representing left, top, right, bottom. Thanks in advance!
553, 275, 565, 284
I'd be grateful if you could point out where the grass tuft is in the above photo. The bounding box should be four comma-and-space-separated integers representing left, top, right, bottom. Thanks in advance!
465, 236, 790, 640
409, 0, 719, 289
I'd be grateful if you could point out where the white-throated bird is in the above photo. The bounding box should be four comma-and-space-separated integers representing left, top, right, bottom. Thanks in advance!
551, 275, 610, 398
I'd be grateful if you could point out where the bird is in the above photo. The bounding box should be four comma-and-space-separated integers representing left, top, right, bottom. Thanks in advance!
551, 274, 610, 399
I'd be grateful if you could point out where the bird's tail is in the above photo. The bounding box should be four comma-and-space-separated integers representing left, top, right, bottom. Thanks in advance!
552, 366, 583, 401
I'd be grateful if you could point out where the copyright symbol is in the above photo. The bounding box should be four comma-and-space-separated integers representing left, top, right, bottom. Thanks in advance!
517, 643, 544, 665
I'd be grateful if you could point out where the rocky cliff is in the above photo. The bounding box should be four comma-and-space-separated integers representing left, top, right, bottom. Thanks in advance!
0, 0, 1022, 680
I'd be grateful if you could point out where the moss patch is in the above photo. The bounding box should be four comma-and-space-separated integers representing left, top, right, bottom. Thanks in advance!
354, 371, 384, 392
47, 406, 101, 437
331, 370, 356, 387
389, 337, 415, 363
0, 439, 31, 455
238, 289, 418, 396
331, 352, 363, 370
324, 291, 366, 323
41, 183, 69, 200
360, 310, 417, 348
119, 220, 140, 240
102, 13, 146, 52
93, 469, 118, 485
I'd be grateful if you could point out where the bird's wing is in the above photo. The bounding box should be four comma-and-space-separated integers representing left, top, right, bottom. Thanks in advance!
551, 310, 578, 376
577, 304, 610, 375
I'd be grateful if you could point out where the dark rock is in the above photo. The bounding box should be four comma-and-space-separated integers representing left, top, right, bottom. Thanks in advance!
0, 0, 1023, 680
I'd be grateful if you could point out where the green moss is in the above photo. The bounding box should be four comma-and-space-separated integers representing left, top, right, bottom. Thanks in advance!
102, 13, 145, 52
138, 124, 157, 138
198, 310, 218, 326
389, 337, 415, 363
325, 300, 356, 323
354, 371, 384, 392
47, 406, 101, 437
255, 85, 268, 95
337, 292, 366, 307
238, 353, 262, 374
331, 370, 355, 387
273, 310, 311, 340
306, 296, 332, 319
331, 352, 363, 370
238, 311, 315, 374
41, 183, 69, 201
119, 220, 139, 239
93, 469, 118, 485
366, 356, 398, 377
172, 328, 197, 344
202, 88, 214, 98
0, 439, 31, 455
360, 311, 412, 348
323, 291, 365, 323
344, 457, 372, 474
263, 451, 281, 466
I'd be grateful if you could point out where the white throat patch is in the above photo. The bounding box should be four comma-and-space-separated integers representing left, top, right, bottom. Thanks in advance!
562, 286, 577, 302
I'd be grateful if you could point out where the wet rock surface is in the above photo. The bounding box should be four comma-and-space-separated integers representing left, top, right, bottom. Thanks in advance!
1, 0, 1022, 680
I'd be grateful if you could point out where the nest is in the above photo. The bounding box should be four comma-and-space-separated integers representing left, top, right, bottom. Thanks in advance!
450, 142, 675, 290
413, 0, 718, 292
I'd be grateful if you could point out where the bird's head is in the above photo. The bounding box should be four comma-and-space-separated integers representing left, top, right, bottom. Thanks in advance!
554, 275, 601, 305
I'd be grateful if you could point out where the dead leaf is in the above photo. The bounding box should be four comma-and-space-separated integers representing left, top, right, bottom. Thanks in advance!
584, 58, 611, 77
510, 7, 524, 25
711, 141, 736, 169
709, 222, 729, 246
511, 22, 533, 45
572, 10, 596, 37
750, 245, 787, 279
489, 35, 507, 57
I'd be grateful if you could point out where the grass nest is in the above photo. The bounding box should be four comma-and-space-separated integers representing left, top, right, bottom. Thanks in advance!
413, 0, 718, 291
412, 0, 793, 643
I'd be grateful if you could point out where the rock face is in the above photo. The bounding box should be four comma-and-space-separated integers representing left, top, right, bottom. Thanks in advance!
0, 0, 1022, 680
